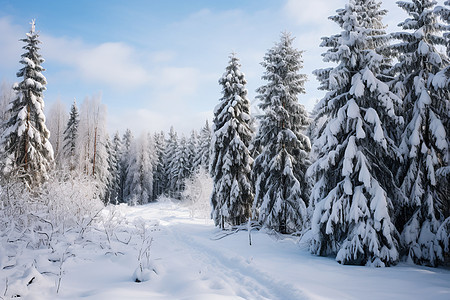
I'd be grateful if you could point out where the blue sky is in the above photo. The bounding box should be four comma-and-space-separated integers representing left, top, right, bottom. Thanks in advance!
0, 0, 445, 135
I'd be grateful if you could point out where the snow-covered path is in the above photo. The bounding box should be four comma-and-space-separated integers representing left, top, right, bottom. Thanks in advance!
56, 201, 450, 300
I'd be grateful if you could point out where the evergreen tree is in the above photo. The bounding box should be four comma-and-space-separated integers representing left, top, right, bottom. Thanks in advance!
388, 0, 449, 266
119, 128, 133, 203
210, 53, 254, 228
165, 126, 179, 198
187, 130, 198, 174
62, 99, 79, 171
193, 120, 212, 171
306, 101, 327, 164
92, 123, 109, 202
153, 131, 167, 200
433, 1, 450, 257
308, 1, 402, 266
252, 32, 311, 234
104, 132, 121, 205
0, 20, 53, 187
125, 133, 154, 205
168, 136, 191, 199
146, 132, 157, 201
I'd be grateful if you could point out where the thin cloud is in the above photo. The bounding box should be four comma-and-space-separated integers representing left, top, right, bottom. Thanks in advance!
283, 0, 337, 26
41, 34, 151, 89
0, 17, 26, 72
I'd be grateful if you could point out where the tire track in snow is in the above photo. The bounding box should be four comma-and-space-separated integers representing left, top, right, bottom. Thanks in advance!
168, 226, 309, 300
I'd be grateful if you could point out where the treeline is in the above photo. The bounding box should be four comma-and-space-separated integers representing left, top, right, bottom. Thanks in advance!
0, 89, 213, 205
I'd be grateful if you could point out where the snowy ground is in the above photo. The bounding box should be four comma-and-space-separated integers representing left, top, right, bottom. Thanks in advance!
2, 200, 450, 300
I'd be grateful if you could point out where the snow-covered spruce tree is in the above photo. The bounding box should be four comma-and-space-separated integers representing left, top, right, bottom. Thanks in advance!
165, 126, 179, 198
388, 0, 449, 266
168, 136, 192, 200
0, 20, 53, 187
433, 1, 450, 260
104, 132, 121, 205
252, 33, 311, 234
62, 99, 79, 171
210, 53, 254, 228
308, 1, 403, 267
147, 132, 158, 201
125, 133, 154, 205
434, 1, 450, 156
193, 120, 212, 171
152, 131, 167, 200
119, 128, 133, 203
92, 119, 109, 202
188, 130, 198, 172
306, 101, 328, 165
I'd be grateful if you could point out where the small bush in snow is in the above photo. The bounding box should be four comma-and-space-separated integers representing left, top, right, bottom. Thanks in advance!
132, 218, 159, 283
0, 171, 103, 297
182, 167, 213, 219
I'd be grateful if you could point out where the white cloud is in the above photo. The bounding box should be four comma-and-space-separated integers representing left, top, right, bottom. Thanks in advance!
149, 51, 177, 63
41, 35, 151, 89
79, 42, 150, 88
0, 17, 26, 75
0, 17, 152, 90
109, 107, 212, 136
283, 0, 340, 25
149, 66, 217, 113
153, 67, 200, 95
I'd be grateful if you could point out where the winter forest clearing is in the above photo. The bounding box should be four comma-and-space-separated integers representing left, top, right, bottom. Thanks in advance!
0, 0, 450, 299
2, 200, 450, 300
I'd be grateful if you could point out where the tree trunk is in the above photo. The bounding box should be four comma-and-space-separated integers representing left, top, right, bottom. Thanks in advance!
92, 125, 98, 176
24, 90, 31, 171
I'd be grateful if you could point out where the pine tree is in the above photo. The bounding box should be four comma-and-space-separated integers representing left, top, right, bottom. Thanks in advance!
306, 101, 327, 164
252, 32, 311, 234
193, 120, 212, 171
308, 1, 402, 266
210, 53, 254, 228
125, 133, 154, 205
153, 131, 167, 200
187, 130, 198, 174
62, 99, 79, 171
168, 136, 191, 200
92, 124, 109, 202
119, 128, 133, 203
146, 132, 157, 201
388, 0, 449, 266
104, 132, 121, 205
433, 1, 450, 260
0, 20, 53, 187
165, 127, 179, 199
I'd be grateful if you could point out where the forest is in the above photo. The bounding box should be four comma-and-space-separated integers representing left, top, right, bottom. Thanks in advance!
0, 0, 449, 298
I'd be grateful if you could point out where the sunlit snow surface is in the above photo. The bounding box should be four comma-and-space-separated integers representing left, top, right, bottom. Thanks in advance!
3, 200, 449, 300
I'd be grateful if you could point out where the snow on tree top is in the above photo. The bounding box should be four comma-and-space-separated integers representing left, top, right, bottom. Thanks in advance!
30, 19, 36, 33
